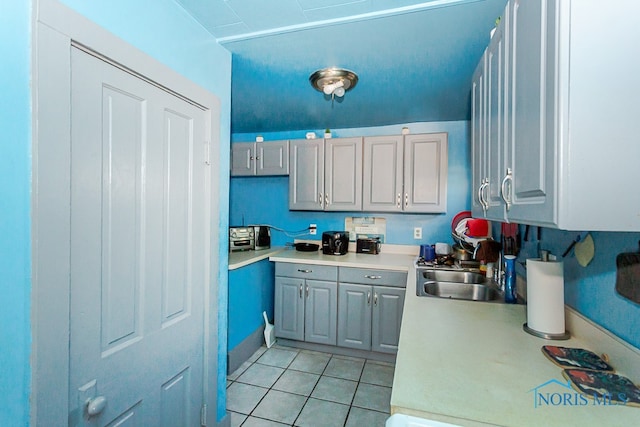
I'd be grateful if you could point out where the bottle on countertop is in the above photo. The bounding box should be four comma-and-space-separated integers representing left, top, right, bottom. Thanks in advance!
504, 255, 517, 304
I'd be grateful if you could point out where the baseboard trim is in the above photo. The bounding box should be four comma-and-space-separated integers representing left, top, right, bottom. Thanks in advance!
276, 339, 396, 364
216, 412, 230, 427
227, 326, 264, 374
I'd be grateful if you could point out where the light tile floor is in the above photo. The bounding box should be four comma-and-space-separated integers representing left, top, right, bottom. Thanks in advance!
227, 345, 394, 427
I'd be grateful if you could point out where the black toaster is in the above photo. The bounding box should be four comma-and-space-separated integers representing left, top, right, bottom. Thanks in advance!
356, 237, 381, 254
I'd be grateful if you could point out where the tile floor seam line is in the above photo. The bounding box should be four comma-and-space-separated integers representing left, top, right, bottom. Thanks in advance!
228, 346, 395, 426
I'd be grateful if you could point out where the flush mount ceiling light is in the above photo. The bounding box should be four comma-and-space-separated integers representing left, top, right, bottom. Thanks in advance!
309, 67, 358, 99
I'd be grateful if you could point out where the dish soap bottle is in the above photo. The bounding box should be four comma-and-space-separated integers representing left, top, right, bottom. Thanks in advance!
504, 255, 517, 303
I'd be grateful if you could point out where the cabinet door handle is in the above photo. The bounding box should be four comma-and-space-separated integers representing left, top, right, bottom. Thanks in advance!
477, 179, 487, 213
367, 291, 371, 306
364, 275, 382, 280
479, 179, 490, 213
374, 292, 378, 306
319, 193, 323, 208
405, 193, 409, 207
501, 168, 513, 212
325, 194, 329, 206
297, 269, 312, 273
305, 285, 309, 298
396, 193, 401, 208
299, 284, 303, 298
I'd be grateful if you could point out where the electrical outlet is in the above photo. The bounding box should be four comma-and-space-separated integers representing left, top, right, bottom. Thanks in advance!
413, 227, 422, 239
309, 224, 317, 235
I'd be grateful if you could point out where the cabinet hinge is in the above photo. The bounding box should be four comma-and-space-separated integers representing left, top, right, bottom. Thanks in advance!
200, 403, 207, 426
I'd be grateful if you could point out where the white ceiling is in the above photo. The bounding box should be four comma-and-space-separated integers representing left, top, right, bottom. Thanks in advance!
175, 0, 508, 134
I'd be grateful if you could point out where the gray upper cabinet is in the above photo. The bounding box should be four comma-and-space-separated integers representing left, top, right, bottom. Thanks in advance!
472, 10, 508, 221
325, 137, 363, 211
471, 51, 487, 218
363, 133, 448, 213
472, 0, 640, 231
288, 139, 324, 210
403, 133, 448, 213
230, 140, 289, 176
289, 137, 362, 211
362, 135, 404, 212
504, 0, 555, 224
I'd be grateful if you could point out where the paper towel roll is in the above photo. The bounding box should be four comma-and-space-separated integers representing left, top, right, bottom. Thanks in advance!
526, 258, 566, 336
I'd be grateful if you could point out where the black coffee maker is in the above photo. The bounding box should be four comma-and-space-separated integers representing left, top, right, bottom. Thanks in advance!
322, 231, 349, 255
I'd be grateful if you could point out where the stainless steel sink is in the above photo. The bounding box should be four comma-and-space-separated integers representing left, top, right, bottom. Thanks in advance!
416, 267, 504, 302
418, 269, 487, 285
421, 281, 499, 301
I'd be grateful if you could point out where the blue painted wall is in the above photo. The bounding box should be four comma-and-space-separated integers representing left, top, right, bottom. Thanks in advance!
231, 121, 471, 247
517, 227, 640, 348
0, 1, 32, 425
228, 260, 275, 351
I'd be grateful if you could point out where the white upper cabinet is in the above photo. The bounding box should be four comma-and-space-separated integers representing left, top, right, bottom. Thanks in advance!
364, 133, 448, 213
230, 140, 289, 176
472, 0, 640, 231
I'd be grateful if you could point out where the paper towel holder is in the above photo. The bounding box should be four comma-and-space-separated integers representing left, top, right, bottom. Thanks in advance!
523, 254, 571, 340
523, 323, 570, 340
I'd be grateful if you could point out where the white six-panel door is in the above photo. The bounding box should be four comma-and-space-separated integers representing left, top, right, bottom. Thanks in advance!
69, 47, 207, 426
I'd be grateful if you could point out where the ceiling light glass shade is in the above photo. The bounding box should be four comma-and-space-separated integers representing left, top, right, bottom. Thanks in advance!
310, 67, 358, 97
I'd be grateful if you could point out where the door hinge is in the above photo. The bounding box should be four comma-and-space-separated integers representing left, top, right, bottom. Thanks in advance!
200, 403, 207, 426
204, 140, 211, 165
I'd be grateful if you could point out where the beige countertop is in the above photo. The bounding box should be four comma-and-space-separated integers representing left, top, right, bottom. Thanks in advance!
392, 268, 640, 426
263, 246, 640, 425
228, 247, 285, 270
268, 246, 416, 271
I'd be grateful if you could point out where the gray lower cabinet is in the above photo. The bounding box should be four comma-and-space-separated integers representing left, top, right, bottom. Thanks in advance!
274, 263, 338, 345
337, 268, 407, 354
274, 263, 406, 354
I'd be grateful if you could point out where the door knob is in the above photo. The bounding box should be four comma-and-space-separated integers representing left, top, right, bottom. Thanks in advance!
86, 395, 107, 417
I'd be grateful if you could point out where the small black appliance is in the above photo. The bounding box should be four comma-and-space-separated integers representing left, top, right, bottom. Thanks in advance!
356, 237, 381, 254
252, 225, 271, 250
322, 231, 349, 255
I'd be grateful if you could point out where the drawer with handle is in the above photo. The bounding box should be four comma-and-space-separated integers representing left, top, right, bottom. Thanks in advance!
339, 267, 407, 287
275, 262, 338, 281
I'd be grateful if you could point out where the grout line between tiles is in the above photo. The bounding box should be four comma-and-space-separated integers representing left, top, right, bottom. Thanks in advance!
229, 346, 393, 426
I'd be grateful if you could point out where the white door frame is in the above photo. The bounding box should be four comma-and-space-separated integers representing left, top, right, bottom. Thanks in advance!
31, 1, 221, 425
